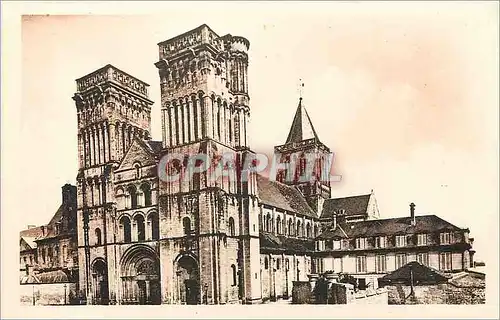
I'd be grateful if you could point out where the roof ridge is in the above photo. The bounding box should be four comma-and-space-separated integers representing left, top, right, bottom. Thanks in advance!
328, 193, 372, 200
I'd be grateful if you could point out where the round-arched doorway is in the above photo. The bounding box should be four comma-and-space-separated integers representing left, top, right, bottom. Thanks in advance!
120, 244, 161, 305
91, 258, 109, 305
175, 254, 200, 305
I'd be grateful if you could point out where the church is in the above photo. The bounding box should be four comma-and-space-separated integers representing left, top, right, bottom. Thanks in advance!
20, 24, 476, 305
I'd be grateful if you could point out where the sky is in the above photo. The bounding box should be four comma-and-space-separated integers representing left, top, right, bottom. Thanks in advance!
10, 2, 498, 265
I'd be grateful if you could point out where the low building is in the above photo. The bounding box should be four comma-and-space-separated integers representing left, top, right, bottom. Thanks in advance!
314, 203, 475, 290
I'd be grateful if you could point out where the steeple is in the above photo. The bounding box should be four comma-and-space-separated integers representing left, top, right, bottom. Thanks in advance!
274, 94, 332, 215
285, 98, 320, 144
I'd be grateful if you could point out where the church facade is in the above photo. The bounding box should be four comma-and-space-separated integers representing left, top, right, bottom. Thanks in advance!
20, 24, 476, 305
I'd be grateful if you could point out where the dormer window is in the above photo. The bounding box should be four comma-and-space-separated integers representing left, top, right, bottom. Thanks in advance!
395, 235, 407, 247
375, 236, 387, 248
355, 237, 367, 249
333, 240, 341, 250
417, 233, 427, 246
440, 232, 453, 245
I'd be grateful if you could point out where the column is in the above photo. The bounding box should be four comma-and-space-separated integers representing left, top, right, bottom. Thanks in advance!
183, 99, 190, 143
167, 106, 173, 146
188, 98, 195, 142
103, 123, 108, 163
108, 122, 116, 161
176, 102, 183, 145
161, 109, 167, 148
90, 128, 95, 166
239, 109, 245, 148
244, 110, 249, 147
221, 103, 227, 144
78, 131, 84, 169
203, 95, 213, 139
96, 124, 102, 164
193, 97, 199, 141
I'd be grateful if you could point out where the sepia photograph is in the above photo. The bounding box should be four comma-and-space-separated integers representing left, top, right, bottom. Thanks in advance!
1, 1, 498, 319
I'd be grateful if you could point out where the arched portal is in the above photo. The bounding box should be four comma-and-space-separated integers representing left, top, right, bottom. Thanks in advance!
120, 244, 161, 305
91, 258, 109, 305
175, 254, 200, 305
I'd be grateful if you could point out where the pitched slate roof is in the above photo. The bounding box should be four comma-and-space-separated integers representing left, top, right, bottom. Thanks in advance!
317, 214, 463, 239
145, 140, 163, 155
320, 194, 371, 219
379, 261, 450, 286
285, 98, 320, 144
20, 226, 44, 238
260, 231, 315, 253
256, 174, 316, 218
20, 237, 38, 250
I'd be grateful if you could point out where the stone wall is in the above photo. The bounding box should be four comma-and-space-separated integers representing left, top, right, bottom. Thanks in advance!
20, 283, 78, 306
387, 283, 485, 304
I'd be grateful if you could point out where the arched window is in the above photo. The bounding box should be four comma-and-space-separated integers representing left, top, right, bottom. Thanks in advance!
296, 220, 302, 237
95, 228, 102, 245
288, 219, 293, 236
266, 214, 272, 232
116, 187, 124, 209
141, 183, 152, 207
134, 164, 141, 179
264, 257, 269, 270
276, 258, 281, 270
148, 212, 159, 241
276, 216, 281, 234
228, 217, 235, 236
231, 264, 237, 286
134, 215, 145, 242
306, 223, 311, 238
127, 185, 138, 209
314, 225, 318, 238
183, 217, 191, 235
120, 216, 132, 242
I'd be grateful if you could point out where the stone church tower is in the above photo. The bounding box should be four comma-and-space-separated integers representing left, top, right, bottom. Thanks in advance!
274, 98, 332, 215
154, 24, 261, 304
73, 65, 154, 304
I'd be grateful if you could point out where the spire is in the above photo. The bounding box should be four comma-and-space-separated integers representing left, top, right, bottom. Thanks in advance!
285, 98, 320, 144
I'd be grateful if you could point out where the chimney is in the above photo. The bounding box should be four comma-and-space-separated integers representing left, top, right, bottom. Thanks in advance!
410, 203, 416, 226
41, 225, 45, 236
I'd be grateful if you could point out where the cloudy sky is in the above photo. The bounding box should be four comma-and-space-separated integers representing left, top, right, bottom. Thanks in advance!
7, 2, 498, 264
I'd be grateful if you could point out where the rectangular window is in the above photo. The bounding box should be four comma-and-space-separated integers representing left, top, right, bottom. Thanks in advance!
417, 252, 429, 266
395, 253, 407, 269
333, 240, 341, 250
375, 236, 387, 248
355, 238, 367, 249
395, 235, 407, 247
440, 232, 453, 245
440, 252, 452, 271
375, 255, 387, 273
417, 234, 427, 246
356, 256, 367, 273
